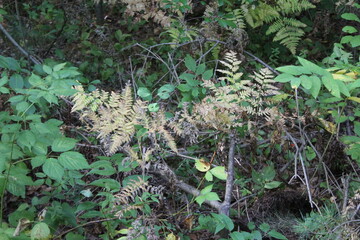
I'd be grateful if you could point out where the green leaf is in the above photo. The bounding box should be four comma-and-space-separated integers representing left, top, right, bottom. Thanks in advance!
43, 158, 64, 181
341, 13, 360, 22
276, 66, 311, 75
90, 179, 121, 191
33, 142, 48, 155
191, 88, 199, 97
264, 181, 282, 189
177, 84, 192, 92
230, 231, 251, 240
204, 192, 220, 201
196, 63, 206, 75
179, 73, 196, 82
300, 75, 312, 89
210, 166, 227, 180
28, 73, 43, 87
354, 121, 360, 136
0, 56, 21, 71
211, 213, 234, 232
350, 35, 360, 47
59, 151, 90, 170
195, 159, 211, 172
53, 62, 67, 72
259, 223, 270, 233
89, 160, 116, 176
157, 84, 175, 99
297, 57, 327, 75
43, 65, 53, 75
268, 230, 288, 240
137, 87, 152, 101
31, 222, 51, 240
185, 55, 197, 72
9, 74, 24, 89
17, 130, 36, 149
51, 137, 77, 152
342, 26, 358, 33
200, 184, 213, 194
205, 171, 213, 181
309, 75, 321, 98
0, 74, 8, 87
202, 69, 213, 80
148, 103, 159, 112
291, 77, 301, 89
274, 73, 293, 83
16, 101, 30, 113
31, 155, 46, 168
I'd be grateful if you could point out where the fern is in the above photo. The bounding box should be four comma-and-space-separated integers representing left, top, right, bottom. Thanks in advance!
266, 18, 307, 54
240, 0, 315, 54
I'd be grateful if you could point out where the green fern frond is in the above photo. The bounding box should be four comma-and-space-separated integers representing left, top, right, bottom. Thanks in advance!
266, 18, 307, 54
230, 8, 246, 29
275, 0, 315, 15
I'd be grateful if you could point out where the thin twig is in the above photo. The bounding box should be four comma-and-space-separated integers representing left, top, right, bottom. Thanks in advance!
0, 23, 41, 65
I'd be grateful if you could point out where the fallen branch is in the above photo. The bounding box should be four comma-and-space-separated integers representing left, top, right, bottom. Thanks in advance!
219, 131, 236, 216
0, 23, 41, 65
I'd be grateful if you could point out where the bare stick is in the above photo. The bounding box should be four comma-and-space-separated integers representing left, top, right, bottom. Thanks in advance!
219, 131, 236, 216
0, 23, 41, 65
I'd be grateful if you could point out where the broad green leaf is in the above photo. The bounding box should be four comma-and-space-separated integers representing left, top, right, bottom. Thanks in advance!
16, 101, 30, 113
195, 159, 211, 172
210, 166, 227, 180
90, 179, 120, 191
157, 84, 175, 99
274, 73, 293, 83
268, 230, 288, 240
137, 87, 152, 101
191, 88, 199, 97
291, 77, 301, 89
59, 151, 90, 170
297, 57, 326, 75
0, 74, 8, 87
300, 75, 312, 89
205, 171, 213, 181
31, 222, 50, 240
89, 160, 116, 176
0, 56, 20, 71
264, 181, 282, 189
202, 69, 213, 80
148, 103, 159, 112
53, 62, 67, 71
32, 142, 48, 155
230, 231, 251, 240
31, 155, 46, 168
276, 66, 311, 75
341, 13, 360, 22
43, 158, 64, 181
28, 73, 43, 87
309, 75, 321, 98
336, 80, 350, 97
51, 137, 77, 152
43, 65, 53, 75
17, 130, 36, 149
177, 84, 192, 92
342, 26, 358, 33
259, 223, 270, 233
185, 55, 197, 72
354, 121, 360, 136
9, 74, 24, 89
179, 73, 195, 82
196, 63, 206, 75
350, 35, 360, 47
200, 184, 213, 194
211, 213, 234, 232
203, 192, 220, 201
